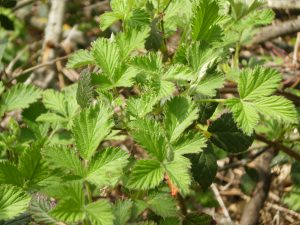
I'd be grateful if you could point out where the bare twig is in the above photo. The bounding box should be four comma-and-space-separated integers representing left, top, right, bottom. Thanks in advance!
240, 148, 275, 225
211, 183, 233, 224
266, 202, 300, 219
253, 17, 300, 44
256, 135, 300, 162
267, 0, 300, 9
13, 0, 37, 11
12, 55, 69, 79
33, 0, 67, 88
219, 147, 269, 171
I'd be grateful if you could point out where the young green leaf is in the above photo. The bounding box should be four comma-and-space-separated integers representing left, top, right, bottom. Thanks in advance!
18, 145, 51, 189
42, 89, 67, 116
195, 72, 224, 97
43, 145, 85, 177
191, 0, 222, 41
91, 38, 120, 76
226, 99, 259, 135
238, 67, 281, 101
85, 200, 114, 225
147, 193, 177, 218
77, 69, 94, 108
99, 11, 122, 31
29, 197, 58, 225
126, 94, 157, 118
127, 159, 164, 190
0, 185, 31, 220
86, 147, 129, 187
66, 49, 94, 69
164, 155, 191, 195
226, 67, 297, 134
164, 97, 198, 143
50, 182, 85, 223
173, 132, 207, 155
0, 163, 23, 187
129, 119, 167, 161
0, 84, 41, 116
116, 27, 150, 60
72, 104, 114, 160
113, 200, 133, 225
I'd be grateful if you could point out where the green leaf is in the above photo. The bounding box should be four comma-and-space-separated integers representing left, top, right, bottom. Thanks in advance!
254, 96, 297, 123
126, 94, 157, 118
229, 0, 264, 20
190, 143, 217, 190
42, 89, 67, 116
0, 84, 41, 116
126, 9, 150, 28
0, 163, 23, 186
72, 104, 113, 160
129, 119, 167, 161
85, 200, 114, 225
147, 194, 177, 218
130, 52, 162, 75
283, 187, 300, 211
159, 217, 181, 225
66, 49, 94, 69
91, 38, 120, 76
116, 27, 150, 60
99, 11, 122, 31
208, 113, 254, 153
238, 67, 281, 101
50, 182, 85, 223
0, 185, 31, 221
29, 197, 58, 225
163, 64, 194, 81
86, 147, 129, 187
77, 70, 94, 108
43, 145, 85, 177
0, 213, 31, 225
191, 0, 222, 41
198, 100, 218, 124
0, 82, 4, 96
164, 97, 198, 143
173, 132, 207, 155
18, 145, 51, 189
113, 200, 133, 225
127, 159, 164, 190
226, 67, 297, 135
226, 99, 259, 135
195, 72, 224, 97
187, 42, 221, 74
165, 155, 191, 195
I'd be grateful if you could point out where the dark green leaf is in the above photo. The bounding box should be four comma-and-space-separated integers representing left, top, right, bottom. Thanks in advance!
183, 213, 215, 225
0, 14, 14, 30
208, 113, 254, 153
190, 143, 217, 190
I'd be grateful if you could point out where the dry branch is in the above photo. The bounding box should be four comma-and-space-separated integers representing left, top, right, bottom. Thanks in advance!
253, 17, 300, 44
240, 148, 275, 225
33, 0, 67, 88
267, 0, 300, 9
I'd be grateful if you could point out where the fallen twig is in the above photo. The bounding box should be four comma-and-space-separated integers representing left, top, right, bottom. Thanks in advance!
240, 148, 275, 225
256, 135, 300, 162
253, 17, 300, 44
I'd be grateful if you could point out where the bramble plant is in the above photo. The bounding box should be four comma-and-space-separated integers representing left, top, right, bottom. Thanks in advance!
0, 0, 298, 225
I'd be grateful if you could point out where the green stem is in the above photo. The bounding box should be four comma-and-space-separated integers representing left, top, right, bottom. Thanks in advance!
85, 182, 93, 203
233, 41, 240, 68
197, 98, 227, 103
